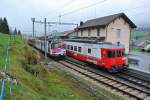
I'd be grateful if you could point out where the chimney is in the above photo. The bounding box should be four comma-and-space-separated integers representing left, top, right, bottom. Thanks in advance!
80, 21, 84, 26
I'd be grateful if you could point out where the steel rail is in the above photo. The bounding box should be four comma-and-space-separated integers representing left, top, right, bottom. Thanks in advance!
59, 59, 150, 100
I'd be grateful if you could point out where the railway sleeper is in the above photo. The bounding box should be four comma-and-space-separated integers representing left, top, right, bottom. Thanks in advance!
100, 78, 109, 82
113, 83, 123, 87
108, 82, 117, 85
95, 76, 105, 80
118, 86, 128, 90
123, 88, 133, 92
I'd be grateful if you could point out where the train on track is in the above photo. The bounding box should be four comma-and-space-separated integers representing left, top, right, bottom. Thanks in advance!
28, 37, 66, 58
28, 37, 128, 72
64, 39, 129, 72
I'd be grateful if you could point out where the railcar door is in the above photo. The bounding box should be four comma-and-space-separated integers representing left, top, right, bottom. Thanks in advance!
92, 48, 100, 59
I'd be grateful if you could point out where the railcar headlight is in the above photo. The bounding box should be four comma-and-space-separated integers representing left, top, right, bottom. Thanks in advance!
122, 57, 126, 60
122, 57, 128, 63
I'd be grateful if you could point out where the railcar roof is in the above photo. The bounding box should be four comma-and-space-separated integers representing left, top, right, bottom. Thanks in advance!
65, 39, 125, 48
65, 39, 112, 44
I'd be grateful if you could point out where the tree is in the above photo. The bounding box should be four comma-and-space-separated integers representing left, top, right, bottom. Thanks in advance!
0, 17, 3, 33
13, 28, 17, 35
3, 17, 10, 34
18, 30, 22, 36
0, 17, 10, 34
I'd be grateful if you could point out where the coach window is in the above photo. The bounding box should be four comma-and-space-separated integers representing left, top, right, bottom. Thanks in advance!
66, 45, 69, 50
88, 48, 91, 54
74, 46, 77, 51
63, 44, 66, 49
71, 45, 73, 50
78, 47, 82, 53
122, 50, 126, 57
41, 41, 42, 49
108, 50, 115, 58
116, 50, 121, 57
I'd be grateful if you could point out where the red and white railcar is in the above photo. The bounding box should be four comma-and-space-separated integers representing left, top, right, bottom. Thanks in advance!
64, 39, 128, 72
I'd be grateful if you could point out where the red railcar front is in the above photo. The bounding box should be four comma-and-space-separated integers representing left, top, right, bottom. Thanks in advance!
100, 48, 128, 72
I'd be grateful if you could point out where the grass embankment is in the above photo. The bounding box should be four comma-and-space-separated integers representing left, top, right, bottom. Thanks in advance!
0, 33, 95, 100
131, 30, 150, 40
0, 33, 123, 100
131, 47, 141, 52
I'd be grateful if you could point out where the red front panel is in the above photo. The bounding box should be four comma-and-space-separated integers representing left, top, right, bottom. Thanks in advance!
101, 48, 127, 70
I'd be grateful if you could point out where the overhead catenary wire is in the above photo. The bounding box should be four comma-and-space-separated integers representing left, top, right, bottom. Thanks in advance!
60, 0, 108, 17
63, 4, 150, 24
46, 0, 75, 17
37, 0, 150, 34
49, 0, 108, 20
52, 1, 150, 29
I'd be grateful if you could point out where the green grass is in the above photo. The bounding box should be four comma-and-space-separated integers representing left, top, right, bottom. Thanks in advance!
0, 33, 97, 100
131, 30, 150, 40
131, 47, 141, 52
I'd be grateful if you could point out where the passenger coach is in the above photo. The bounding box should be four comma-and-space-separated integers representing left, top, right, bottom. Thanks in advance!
64, 39, 128, 72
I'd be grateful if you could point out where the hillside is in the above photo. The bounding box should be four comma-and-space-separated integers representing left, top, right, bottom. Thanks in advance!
131, 29, 150, 40
0, 33, 96, 100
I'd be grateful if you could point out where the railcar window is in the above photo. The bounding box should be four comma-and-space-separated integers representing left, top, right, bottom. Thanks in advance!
88, 48, 91, 54
63, 44, 65, 49
108, 51, 115, 58
78, 47, 82, 53
116, 50, 121, 57
67, 45, 70, 50
74, 46, 77, 51
51, 44, 54, 48
71, 45, 73, 50
122, 50, 126, 56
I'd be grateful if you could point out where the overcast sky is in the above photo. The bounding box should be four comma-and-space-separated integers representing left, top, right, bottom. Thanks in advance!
0, 0, 150, 36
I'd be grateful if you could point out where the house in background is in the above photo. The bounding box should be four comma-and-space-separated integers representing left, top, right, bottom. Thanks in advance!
60, 30, 75, 39
70, 13, 136, 53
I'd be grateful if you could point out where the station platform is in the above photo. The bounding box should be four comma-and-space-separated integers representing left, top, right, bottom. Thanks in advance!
128, 52, 150, 74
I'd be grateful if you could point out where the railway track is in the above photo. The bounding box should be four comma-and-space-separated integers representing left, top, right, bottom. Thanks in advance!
66, 57, 150, 92
58, 59, 150, 100
116, 72, 150, 91
29, 44, 150, 100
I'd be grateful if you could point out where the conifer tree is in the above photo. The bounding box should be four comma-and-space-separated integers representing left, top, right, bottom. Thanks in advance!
3, 17, 10, 34
18, 30, 22, 35
13, 28, 17, 35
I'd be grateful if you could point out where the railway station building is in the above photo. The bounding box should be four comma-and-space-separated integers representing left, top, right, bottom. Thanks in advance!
64, 13, 136, 53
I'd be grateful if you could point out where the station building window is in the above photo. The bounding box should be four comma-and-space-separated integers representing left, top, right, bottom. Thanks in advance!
88, 48, 91, 54
78, 47, 82, 53
116, 29, 121, 38
74, 46, 77, 51
97, 28, 100, 36
88, 29, 91, 36
81, 30, 83, 36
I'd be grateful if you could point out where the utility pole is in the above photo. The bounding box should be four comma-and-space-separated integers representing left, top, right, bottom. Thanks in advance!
58, 15, 61, 24
31, 18, 35, 39
76, 24, 79, 37
44, 18, 47, 61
